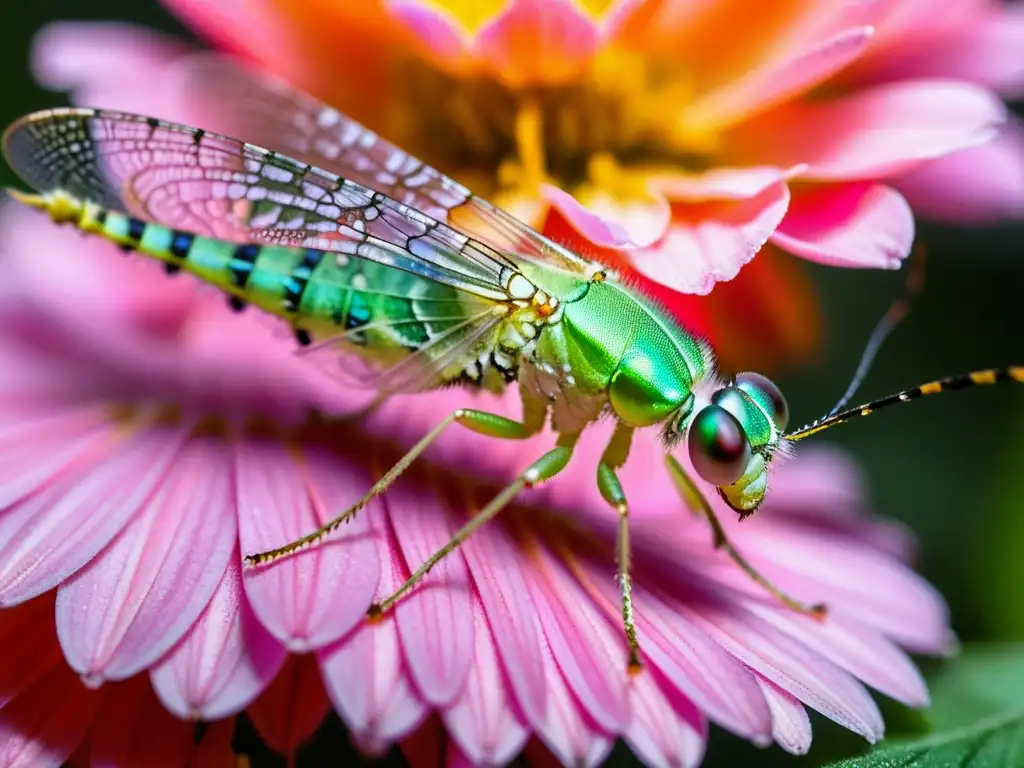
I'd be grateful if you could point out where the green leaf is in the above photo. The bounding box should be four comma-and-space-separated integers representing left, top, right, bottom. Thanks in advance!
824, 644, 1024, 768
927, 643, 1024, 730
823, 709, 1024, 768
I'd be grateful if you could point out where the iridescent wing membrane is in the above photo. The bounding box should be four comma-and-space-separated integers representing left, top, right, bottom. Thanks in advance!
145, 54, 591, 276
2, 105, 585, 393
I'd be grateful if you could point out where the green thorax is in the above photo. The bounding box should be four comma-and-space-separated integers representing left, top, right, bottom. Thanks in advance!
531, 275, 710, 427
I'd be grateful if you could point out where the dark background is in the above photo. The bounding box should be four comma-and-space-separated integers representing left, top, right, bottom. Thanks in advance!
1, 2, 1021, 766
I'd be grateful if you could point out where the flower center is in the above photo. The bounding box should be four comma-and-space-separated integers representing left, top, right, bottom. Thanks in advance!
392, 49, 716, 206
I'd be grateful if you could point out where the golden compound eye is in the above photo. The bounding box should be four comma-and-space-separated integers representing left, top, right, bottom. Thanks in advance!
688, 405, 751, 486
736, 372, 789, 432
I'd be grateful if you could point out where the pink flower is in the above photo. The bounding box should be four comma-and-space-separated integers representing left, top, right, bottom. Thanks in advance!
0, 192, 952, 765
144, 0, 1024, 293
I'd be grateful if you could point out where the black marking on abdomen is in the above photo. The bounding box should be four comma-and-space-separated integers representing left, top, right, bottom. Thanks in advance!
119, 217, 147, 253
228, 296, 247, 312
126, 217, 146, 244
229, 244, 260, 288
282, 248, 323, 313
294, 329, 312, 347
169, 231, 194, 261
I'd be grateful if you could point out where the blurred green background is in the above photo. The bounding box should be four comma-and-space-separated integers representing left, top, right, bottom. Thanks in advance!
0, 2, 1022, 767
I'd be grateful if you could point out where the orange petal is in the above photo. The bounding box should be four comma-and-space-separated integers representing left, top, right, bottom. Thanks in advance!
474, 0, 599, 87
264, 0, 398, 120
682, 25, 875, 131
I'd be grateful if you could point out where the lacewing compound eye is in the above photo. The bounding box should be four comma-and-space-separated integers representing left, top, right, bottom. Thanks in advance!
736, 371, 789, 432
688, 405, 751, 486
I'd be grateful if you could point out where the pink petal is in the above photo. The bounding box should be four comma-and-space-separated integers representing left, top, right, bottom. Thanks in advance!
0, 427, 189, 606
387, 1, 474, 74
684, 26, 875, 130
475, 0, 599, 87
318, 509, 428, 754
0, 661, 101, 768
89, 677, 193, 768
0, 596, 64, 709
718, 517, 951, 654
150, 558, 286, 720
742, 603, 929, 707
756, 678, 812, 755
624, 668, 708, 768
611, 579, 773, 740
158, 0, 301, 62
894, 118, 1024, 223
653, 166, 804, 201
0, 407, 118, 511
523, 545, 629, 733
441, 599, 529, 766
389, 472, 474, 708
858, 6, 1024, 97
55, 439, 237, 683
319, 620, 428, 755
684, 604, 885, 742
770, 183, 913, 269
734, 80, 1006, 181
237, 441, 380, 650
543, 184, 672, 249
530, 626, 614, 768
757, 446, 868, 518
629, 181, 791, 295
31, 22, 189, 117
457, 501, 547, 726
246, 654, 330, 755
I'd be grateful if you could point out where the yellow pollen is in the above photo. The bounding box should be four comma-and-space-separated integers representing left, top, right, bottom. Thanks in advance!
508, 98, 547, 193
586, 152, 650, 200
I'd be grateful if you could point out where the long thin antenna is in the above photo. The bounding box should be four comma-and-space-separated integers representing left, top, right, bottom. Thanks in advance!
825, 245, 926, 418
785, 367, 1024, 441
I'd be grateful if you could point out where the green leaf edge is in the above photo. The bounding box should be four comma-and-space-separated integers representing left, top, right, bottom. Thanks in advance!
823, 707, 1024, 768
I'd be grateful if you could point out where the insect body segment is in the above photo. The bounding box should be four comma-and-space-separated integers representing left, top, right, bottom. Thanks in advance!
10, 187, 538, 391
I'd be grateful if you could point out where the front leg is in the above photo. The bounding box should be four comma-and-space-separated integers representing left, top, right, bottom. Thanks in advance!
369, 430, 580, 617
246, 392, 548, 566
665, 455, 827, 619
595, 422, 643, 673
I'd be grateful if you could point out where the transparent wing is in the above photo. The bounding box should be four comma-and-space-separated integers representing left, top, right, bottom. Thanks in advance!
297, 305, 506, 393
159, 54, 592, 275
3, 107, 524, 303
2, 108, 515, 394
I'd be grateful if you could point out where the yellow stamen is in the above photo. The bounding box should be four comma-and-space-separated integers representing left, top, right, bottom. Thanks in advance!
513, 98, 547, 192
